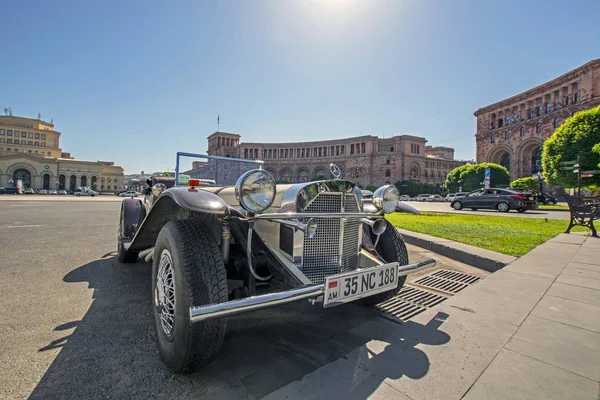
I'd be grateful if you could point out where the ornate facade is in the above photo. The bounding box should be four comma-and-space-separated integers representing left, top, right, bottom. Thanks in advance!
474, 59, 600, 179
0, 116, 124, 192
204, 131, 466, 187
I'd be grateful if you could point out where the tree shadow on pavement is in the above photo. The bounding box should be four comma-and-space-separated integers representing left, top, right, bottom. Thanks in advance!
29, 257, 451, 399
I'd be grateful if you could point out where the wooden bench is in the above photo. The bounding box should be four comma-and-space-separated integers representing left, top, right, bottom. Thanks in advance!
565, 195, 600, 237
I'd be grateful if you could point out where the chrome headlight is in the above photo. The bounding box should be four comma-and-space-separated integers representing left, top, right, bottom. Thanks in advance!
373, 185, 400, 214
235, 169, 276, 213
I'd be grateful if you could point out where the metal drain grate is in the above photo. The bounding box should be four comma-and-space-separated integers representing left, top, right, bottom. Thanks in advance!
375, 286, 448, 324
414, 269, 482, 294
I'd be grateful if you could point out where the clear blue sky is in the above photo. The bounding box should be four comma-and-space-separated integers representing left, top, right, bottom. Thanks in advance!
3, 0, 599, 174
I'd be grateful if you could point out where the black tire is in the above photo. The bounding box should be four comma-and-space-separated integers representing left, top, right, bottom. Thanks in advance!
517, 209, 526, 213
497, 202, 510, 212
452, 201, 463, 210
152, 220, 228, 373
471, 208, 478, 211
357, 220, 408, 306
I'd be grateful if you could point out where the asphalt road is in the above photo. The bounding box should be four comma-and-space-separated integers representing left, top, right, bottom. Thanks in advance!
0, 200, 484, 399
406, 200, 570, 220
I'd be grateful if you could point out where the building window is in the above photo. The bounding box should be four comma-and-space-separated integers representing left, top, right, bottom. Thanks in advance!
7, 130, 12, 136
505, 131, 510, 141
546, 103, 552, 113
513, 113, 519, 124
520, 127, 526, 137
385, 169, 391, 177
424, 170, 428, 177
34, 151, 38, 154
35, 133, 40, 139
350, 144, 355, 154
28, 132, 32, 138
28, 141, 33, 146
20, 140, 25, 145
0, 138, 3, 143
6, 148, 10, 152
21, 132, 26, 138
491, 134, 496, 144
573, 92, 579, 104
553, 117, 560, 129
28, 150, 32, 153
340, 145, 344, 155
536, 121, 543, 133
564, 95, 569, 106
386, 158, 391, 165
537, 106, 543, 116
323, 147, 327, 157
529, 109, 534, 119
490, 120, 495, 129
361, 143, 365, 153
504, 116, 510, 126
47, 151, 51, 156
0, 129, 4, 135
7, 139, 12, 144
244, 149, 248, 158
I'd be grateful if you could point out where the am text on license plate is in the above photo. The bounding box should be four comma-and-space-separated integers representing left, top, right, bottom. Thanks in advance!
323, 263, 399, 308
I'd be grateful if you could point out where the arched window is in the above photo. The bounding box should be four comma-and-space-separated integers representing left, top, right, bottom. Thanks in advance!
43, 174, 50, 190
536, 121, 543, 133
553, 117, 560, 129
91, 176, 98, 189
314, 168, 326, 179
491, 134, 496, 144
520, 127, 526, 137
437, 171, 441, 178
424, 170, 428, 177
297, 170, 309, 183
409, 165, 419, 180
81, 176, 87, 188
499, 152, 511, 172
47, 151, 51, 156
59, 175, 66, 190
385, 169, 391, 177
531, 147, 542, 174
280, 170, 292, 182
69, 175, 77, 191
12, 169, 32, 188
505, 131, 510, 140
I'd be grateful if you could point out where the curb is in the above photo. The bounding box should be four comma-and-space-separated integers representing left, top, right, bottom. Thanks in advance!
396, 227, 517, 273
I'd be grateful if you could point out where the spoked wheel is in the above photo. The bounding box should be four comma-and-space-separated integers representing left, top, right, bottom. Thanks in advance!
152, 219, 228, 373
497, 202, 510, 212
452, 201, 463, 210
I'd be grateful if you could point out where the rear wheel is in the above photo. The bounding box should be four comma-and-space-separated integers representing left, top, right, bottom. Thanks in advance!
452, 201, 463, 210
497, 202, 510, 212
357, 220, 408, 306
152, 220, 228, 373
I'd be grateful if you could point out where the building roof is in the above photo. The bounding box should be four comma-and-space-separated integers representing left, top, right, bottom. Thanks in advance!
207, 131, 241, 139
473, 59, 600, 116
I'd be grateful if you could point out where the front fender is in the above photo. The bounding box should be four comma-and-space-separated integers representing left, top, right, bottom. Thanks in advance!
121, 198, 146, 239
128, 187, 244, 251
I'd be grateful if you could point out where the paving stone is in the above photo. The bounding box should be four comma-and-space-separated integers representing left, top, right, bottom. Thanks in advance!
571, 254, 600, 266
443, 270, 553, 326
548, 234, 587, 245
565, 261, 600, 272
546, 282, 600, 307
531, 295, 600, 333
505, 316, 600, 381
557, 269, 600, 291
343, 306, 515, 400
464, 349, 598, 400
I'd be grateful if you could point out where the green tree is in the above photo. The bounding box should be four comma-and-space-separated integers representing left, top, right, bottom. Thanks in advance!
510, 177, 538, 190
365, 185, 379, 192
444, 163, 510, 192
542, 105, 600, 187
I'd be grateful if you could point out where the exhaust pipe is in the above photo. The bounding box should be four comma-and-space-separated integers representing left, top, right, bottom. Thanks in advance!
189, 259, 436, 323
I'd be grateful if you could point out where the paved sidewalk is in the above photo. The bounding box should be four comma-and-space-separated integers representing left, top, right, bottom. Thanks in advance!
266, 234, 600, 400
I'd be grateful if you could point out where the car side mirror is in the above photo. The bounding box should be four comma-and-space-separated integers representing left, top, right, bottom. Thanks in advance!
152, 183, 167, 197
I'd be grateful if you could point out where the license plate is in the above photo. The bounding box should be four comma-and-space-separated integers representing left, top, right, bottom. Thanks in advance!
323, 262, 399, 308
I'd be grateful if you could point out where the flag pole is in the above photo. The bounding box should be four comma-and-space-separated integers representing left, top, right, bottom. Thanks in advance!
217, 114, 220, 132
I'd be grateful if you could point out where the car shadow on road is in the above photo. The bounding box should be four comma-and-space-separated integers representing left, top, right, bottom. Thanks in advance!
29, 257, 451, 399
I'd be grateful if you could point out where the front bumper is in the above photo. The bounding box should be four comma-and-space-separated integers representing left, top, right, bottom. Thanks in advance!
189, 258, 436, 323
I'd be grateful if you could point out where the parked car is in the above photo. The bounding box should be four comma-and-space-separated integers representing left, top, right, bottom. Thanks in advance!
57, 190, 67, 195
426, 194, 444, 202
416, 194, 431, 202
23, 188, 35, 194
446, 192, 467, 202
537, 192, 557, 205
119, 190, 140, 198
450, 188, 536, 213
117, 153, 436, 373
49, 190, 58, 195
399, 195, 411, 201
37, 189, 48, 195
2, 187, 22, 194
74, 188, 99, 197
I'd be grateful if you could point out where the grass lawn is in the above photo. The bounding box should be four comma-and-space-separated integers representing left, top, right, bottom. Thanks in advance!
387, 212, 587, 257
538, 205, 569, 211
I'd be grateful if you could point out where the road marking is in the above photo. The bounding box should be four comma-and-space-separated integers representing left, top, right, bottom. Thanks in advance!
4, 225, 46, 228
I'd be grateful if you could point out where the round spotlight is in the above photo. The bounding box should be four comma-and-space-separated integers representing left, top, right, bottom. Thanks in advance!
235, 169, 276, 213
372, 185, 400, 214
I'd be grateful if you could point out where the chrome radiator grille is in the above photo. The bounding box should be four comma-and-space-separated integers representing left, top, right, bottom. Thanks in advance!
301, 192, 362, 284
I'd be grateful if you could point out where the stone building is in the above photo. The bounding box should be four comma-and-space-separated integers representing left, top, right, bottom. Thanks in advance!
201, 131, 465, 188
0, 115, 124, 193
474, 59, 600, 179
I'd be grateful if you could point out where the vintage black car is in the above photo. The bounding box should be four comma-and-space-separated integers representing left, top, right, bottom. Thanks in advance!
450, 188, 537, 213
117, 152, 436, 373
